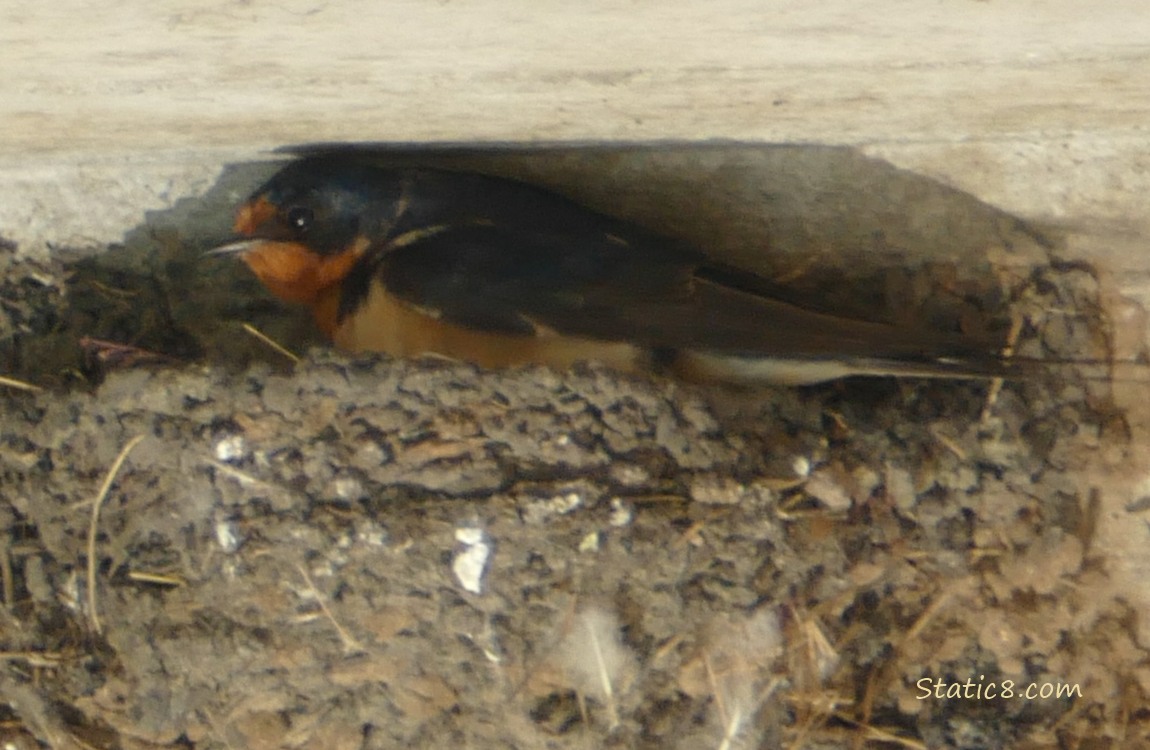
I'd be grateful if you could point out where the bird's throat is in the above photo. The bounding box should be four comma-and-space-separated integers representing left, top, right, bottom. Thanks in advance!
241, 240, 367, 326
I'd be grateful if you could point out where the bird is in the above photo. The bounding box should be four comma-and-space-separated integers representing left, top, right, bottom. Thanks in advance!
208, 155, 1032, 385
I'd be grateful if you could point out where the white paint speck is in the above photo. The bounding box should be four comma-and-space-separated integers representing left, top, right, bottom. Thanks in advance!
455, 527, 485, 546
453, 527, 491, 594
519, 491, 584, 524
333, 476, 365, 501
792, 456, 811, 478
559, 492, 582, 512
214, 435, 246, 462
215, 519, 240, 552
356, 521, 388, 547
578, 531, 601, 552
609, 498, 633, 527
59, 570, 81, 613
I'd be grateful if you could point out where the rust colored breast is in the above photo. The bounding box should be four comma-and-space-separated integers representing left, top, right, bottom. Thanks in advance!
332, 279, 644, 372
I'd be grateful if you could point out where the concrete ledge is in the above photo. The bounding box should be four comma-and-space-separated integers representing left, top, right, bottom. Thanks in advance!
2, 1, 1149, 261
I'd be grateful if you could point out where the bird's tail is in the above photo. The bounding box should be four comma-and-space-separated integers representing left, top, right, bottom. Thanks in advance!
671, 349, 1147, 386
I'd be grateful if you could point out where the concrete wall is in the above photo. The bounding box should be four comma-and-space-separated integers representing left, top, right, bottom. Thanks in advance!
3, 1, 1148, 259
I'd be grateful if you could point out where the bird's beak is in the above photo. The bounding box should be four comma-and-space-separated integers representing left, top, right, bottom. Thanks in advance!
204, 239, 262, 257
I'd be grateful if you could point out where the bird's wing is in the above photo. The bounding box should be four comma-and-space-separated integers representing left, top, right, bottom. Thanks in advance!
353, 220, 1002, 369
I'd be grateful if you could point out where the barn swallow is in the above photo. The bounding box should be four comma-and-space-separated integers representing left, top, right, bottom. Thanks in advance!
209, 155, 1026, 384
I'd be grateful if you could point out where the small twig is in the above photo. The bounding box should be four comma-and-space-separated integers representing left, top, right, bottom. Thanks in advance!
703, 652, 730, 733
673, 519, 707, 548
593, 636, 620, 730
206, 459, 282, 493
831, 710, 928, 750
575, 691, 591, 742
87, 279, 140, 299
205, 460, 298, 511
902, 585, 957, 644
717, 705, 744, 750
981, 312, 1023, 424
295, 563, 364, 655
86, 434, 145, 635
0, 536, 12, 608
78, 337, 179, 368
0, 650, 65, 668
241, 323, 301, 363
930, 428, 968, 461
0, 374, 42, 393
126, 571, 186, 587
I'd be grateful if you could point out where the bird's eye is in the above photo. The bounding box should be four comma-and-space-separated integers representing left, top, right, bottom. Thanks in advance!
285, 206, 314, 234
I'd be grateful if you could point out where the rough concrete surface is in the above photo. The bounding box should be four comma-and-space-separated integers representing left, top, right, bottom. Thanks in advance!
3, 1, 1150, 256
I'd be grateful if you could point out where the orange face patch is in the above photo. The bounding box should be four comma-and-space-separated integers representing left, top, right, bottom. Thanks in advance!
234, 196, 277, 236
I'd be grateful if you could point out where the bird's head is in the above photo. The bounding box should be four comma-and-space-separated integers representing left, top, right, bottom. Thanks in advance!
209, 158, 403, 304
